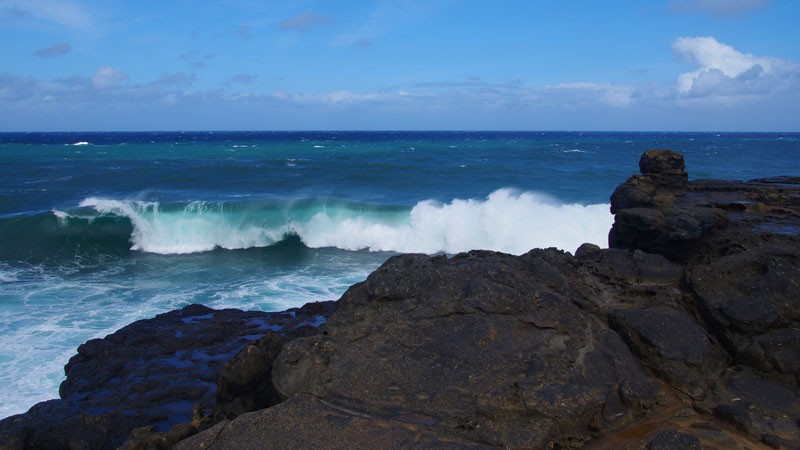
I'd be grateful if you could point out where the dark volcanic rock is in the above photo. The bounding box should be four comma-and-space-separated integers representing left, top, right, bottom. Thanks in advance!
212, 332, 285, 422
690, 247, 800, 381
639, 149, 686, 175
189, 250, 663, 449
702, 366, 800, 449
648, 430, 702, 450
609, 306, 727, 398
5, 149, 800, 450
610, 150, 728, 262
610, 150, 688, 214
176, 393, 494, 450
0, 302, 335, 450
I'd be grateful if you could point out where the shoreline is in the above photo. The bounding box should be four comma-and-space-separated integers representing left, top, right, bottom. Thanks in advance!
2, 149, 799, 449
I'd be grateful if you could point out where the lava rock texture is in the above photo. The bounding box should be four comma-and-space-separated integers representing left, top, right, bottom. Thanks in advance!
2, 150, 798, 449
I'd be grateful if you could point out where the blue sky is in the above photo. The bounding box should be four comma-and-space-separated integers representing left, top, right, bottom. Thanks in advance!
1, 0, 799, 131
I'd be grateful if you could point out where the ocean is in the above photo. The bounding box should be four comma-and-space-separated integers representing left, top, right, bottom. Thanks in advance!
1, 131, 798, 419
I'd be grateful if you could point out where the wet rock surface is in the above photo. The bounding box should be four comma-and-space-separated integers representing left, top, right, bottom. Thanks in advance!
2, 149, 800, 449
0, 302, 335, 450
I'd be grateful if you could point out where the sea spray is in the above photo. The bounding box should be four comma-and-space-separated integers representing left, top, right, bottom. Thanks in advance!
79, 197, 289, 254
74, 190, 612, 256
300, 189, 612, 254
4, 130, 797, 420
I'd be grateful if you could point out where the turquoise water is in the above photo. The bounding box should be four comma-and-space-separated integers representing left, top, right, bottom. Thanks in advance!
1, 131, 798, 418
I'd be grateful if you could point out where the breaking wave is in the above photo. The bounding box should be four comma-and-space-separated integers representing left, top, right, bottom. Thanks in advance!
1, 189, 612, 259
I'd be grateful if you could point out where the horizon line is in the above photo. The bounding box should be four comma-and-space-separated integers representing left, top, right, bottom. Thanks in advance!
1, 129, 798, 134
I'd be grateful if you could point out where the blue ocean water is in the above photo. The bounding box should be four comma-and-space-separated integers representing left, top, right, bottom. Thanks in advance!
1, 131, 798, 418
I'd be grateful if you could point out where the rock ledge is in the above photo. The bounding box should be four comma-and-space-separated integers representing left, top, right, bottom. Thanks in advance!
2, 150, 799, 450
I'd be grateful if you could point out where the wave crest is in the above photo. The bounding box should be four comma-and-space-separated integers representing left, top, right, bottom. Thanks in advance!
300, 189, 611, 254
63, 190, 611, 255
78, 197, 288, 254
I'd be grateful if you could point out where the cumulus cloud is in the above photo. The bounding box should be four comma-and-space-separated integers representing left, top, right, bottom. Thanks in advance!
34, 42, 70, 58
3, 33, 797, 132
279, 10, 332, 32
669, 0, 771, 17
673, 36, 799, 99
91, 67, 128, 89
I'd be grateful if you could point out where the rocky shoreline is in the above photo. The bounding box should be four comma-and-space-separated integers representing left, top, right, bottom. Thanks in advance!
1, 150, 799, 449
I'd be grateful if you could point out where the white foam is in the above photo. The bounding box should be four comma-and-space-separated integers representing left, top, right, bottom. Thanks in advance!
69, 141, 89, 146
79, 198, 287, 254
299, 189, 612, 255
51, 209, 70, 226
76, 190, 612, 256
0, 277, 138, 418
0, 270, 18, 283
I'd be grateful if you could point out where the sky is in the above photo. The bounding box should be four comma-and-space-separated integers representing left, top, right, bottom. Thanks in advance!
1, 0, 799, 131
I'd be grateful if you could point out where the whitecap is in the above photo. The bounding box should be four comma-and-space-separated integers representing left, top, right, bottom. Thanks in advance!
51, 209, 70, 226
74, 191, 612, 257
298, 189, 612, 255
0, 267, 18, 283
78, 197, 287, 254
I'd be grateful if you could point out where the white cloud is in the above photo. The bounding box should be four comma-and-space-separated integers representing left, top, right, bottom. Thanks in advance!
673, 36, 799, 99
271, 90, 388, 106
267, 80, 639, 111
545, 82, 638, 108
92, 67, 128, 89
2, 34, 798, 131
669, 0, 771, 17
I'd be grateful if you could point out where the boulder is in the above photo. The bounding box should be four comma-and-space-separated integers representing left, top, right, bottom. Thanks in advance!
689, 246, 800, 382
0, 302, 335, 450
178, 250, 663, 449
609, 306, 727, 398
4, 149, 800, 450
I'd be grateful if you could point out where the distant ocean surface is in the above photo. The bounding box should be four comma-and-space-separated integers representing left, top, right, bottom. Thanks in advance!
1, 130, 799, 419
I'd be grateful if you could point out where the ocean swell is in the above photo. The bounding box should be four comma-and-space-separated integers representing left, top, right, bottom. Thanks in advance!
5, 190, 612, 258
78, 198, 290, 254
300, 189, 612, 255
